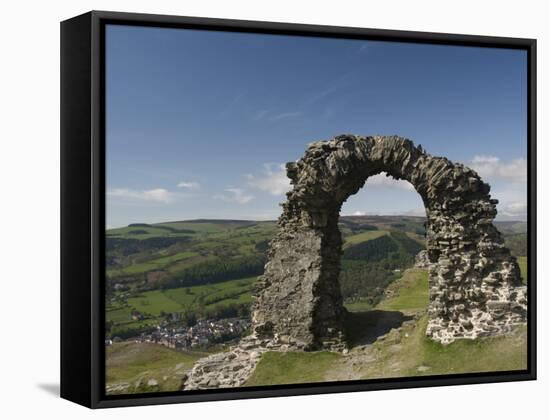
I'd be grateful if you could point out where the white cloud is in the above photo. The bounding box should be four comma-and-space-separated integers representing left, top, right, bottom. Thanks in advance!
357, 43, 372, 53
365, 172, 415, 191
214, 188, 254, 204
247, 163, 291, 196
269, 111, 302, 121
304, 85, 339, 105
254, 109, 270, 120
470, 155, 527, 183
254, 110, 302, 122
467, 155, 527, 220
496, 200, 527, 221
351, 211, 366, 216
177, 181, 200, 190
107, 188, 174, 203
219, 93, 245, 117
500, 201, 527, 216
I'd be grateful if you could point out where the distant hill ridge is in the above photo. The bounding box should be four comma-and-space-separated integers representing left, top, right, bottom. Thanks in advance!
117, 215, 525, 230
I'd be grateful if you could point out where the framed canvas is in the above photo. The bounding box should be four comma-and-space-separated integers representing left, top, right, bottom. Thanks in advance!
60, 10, 537, 408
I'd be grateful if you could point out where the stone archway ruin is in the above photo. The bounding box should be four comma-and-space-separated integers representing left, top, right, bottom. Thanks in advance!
251, 135, 527, 350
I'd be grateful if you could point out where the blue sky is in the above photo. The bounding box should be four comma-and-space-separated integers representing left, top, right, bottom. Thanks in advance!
106, 24, 527, 228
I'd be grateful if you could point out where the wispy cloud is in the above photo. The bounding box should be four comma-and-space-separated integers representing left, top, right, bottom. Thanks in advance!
269, 111, 302, 121
357, 43, 373, 54
219, 93, 245, 117
253, 73, 352, 123
254, 109, 270, 120
253, 109, 302, 122
303, 72, 353, 107
303, 85, 340, 106
470, 155, 527, 183
213, 188, 254, 204
177, 181, 200, 190
246, 163, 291, 196
107, 188, 174, 203
365, 172, 415, 191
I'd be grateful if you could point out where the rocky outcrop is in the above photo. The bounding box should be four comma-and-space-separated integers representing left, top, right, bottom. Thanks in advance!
252, 135, 527, 348
181, 335, 293, 390
182, 347, 263, 390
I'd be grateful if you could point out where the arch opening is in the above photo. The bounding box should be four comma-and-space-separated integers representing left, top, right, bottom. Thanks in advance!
251, 135, 527, 350
337, 172, 427, 347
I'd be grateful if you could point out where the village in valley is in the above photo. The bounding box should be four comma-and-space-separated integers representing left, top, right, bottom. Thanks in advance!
106, 317, 250, 351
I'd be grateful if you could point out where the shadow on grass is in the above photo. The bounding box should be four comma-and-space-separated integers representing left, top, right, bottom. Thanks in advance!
345, 310, 413, 347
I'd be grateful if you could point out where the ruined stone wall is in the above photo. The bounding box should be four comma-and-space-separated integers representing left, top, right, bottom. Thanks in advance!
252, 135, 527, 349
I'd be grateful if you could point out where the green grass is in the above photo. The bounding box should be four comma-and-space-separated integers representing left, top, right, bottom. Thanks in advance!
407, 318, 527, 375
127, 291, 183, 315
152, 251, 199, 265
343, 230, 387, 247
131, 252, 202, 274
106, 306, 135, 324
248, 319, 526, 386
344, 268, 429, 314
108, 253, 215, 278
517, 256, 528, 284
107, 277, 258, 334
126, 276, 257, 317
248, 265, 526, 386
106, 342, 207, 394
245, 351, 341, 386
376, 268, 429, 313
106, 220, 268, 239
353, 316, 527, 380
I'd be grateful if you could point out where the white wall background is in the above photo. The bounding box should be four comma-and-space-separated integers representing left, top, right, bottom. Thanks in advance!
0, 0, 547, 418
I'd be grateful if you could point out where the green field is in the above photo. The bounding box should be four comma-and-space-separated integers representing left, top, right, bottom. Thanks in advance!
106, 342, 209, 394
343, 230, 387, 247
376, 268, 429, 313
132, 276, 255, 313
245, 351, 341, 386
107, 252, 203, 277
107, 276, 256, 337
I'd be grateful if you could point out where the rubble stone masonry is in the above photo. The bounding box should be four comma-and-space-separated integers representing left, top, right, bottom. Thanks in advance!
251, 135, 527, 349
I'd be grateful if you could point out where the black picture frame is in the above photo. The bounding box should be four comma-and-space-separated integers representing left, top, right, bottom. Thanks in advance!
60, 10, 537, 409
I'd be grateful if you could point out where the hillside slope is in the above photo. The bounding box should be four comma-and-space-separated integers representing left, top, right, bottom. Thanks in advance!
105, 216, 527, 340
246, 268, 527, 387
